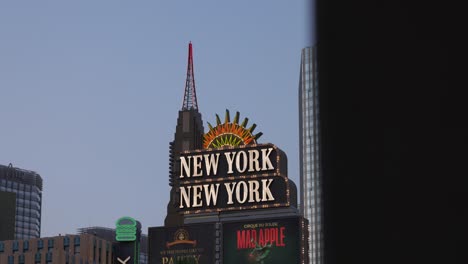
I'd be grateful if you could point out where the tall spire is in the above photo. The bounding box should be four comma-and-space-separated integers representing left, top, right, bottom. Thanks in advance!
182, 42, 199, 111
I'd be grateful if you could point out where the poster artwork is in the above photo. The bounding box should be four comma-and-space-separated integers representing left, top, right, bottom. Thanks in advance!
223, 218, 301, 264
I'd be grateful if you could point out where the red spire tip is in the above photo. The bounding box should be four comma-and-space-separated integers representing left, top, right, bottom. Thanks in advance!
182, 42, 198, 111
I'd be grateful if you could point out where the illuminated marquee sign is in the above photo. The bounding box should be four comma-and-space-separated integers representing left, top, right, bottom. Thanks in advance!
177, 143, 290, 214
116, 217, 138, 242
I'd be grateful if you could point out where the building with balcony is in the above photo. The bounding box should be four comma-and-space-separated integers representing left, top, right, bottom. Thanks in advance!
0, 163, 43, 240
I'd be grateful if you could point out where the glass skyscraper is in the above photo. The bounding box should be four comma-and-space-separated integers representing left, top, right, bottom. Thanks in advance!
299, 46, 322, 264
0, 163, 42, 240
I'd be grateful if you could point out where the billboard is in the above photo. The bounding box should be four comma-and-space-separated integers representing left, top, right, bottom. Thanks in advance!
177, 143, 291, 214
149, 223, 216, 264
115, 217, 142, 264
223, 217, 305, 264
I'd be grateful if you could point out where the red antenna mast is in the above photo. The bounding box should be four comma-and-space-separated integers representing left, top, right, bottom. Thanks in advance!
182, 42, 199, 110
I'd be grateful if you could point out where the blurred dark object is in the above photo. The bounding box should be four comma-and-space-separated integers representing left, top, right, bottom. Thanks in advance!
314, 1, 461, 263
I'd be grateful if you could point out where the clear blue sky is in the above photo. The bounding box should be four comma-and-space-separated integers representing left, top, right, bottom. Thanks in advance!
0, 1, 311, 236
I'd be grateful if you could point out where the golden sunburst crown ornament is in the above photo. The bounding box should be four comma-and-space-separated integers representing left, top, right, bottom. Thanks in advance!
203, 110, 263, 149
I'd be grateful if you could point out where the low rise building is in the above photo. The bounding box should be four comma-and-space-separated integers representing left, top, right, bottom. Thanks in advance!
0, 233, 113, 264
78, 226, 148, 264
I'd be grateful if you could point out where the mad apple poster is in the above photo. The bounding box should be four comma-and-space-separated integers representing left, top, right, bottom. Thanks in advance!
223, 217, 301, 264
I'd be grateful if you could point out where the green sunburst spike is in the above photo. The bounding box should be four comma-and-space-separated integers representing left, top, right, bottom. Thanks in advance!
215, 114, 222, 125
248, 124, 257, 133
254, 132, 263, 140
225, 109, 230, 124
207, 122, 214, 130
241, 118, 249, 127
233, 111, 240, 124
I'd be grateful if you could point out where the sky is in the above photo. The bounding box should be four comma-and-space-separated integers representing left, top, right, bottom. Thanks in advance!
0, 1, 311, 237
